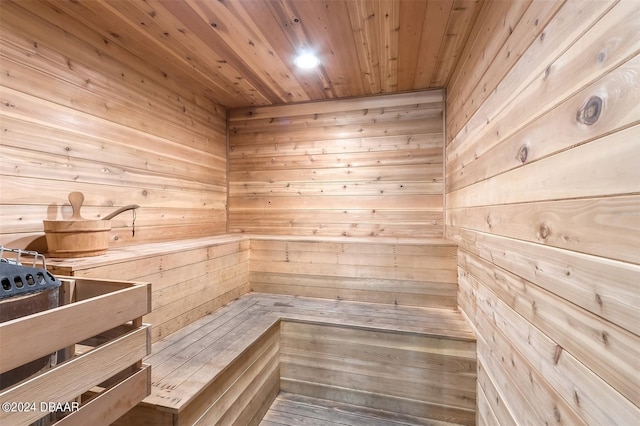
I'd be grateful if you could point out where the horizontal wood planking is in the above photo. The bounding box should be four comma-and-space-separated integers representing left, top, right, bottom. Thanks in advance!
249, 238, 457, 308
476, 360, 517, 426
47, 237, 251, 343
446, 1, 640, 425
447, 55, 640, 194
476, 385, 500, 426
228, 91, 445, 238
447, 0, 636, 159
187, 324, 280, 426
0, 281, 149, 373
459, 266, 640, 425
0, 326, 149, 425
229, 90, 444, 121
57, 365, 151, 426
446, 0, 618, 146
460, 251, 639, 408
450, 227, 639, 337
448, 194, 640, 265
280, 321, 476, 425
446, 0, 565, 142
0, 0, 227, 249
119, 292, 475, 426
447, 125, 640, 211
229, 132, 443, 158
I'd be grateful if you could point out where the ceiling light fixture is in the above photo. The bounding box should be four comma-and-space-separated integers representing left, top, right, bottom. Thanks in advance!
294, 52, 320, 69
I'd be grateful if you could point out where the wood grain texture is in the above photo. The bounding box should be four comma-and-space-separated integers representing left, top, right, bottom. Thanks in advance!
261, 393, 463, 426
0, 277, 151, 426
446, 1, 640, 425
0, 0, 228, 250
0, 327, 148, 426
56, 365, 151, 426
228, 91, 445, 238
0, 0, 481, 109
280, 321, 476, 425
47, 236, 252, 343
120, 292, 475, 426
0, 280, 150, 373
249, 237, 457, 308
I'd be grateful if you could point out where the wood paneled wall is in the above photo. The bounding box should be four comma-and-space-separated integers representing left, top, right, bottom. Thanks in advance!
280, 321, 477, 425
228, 91, 444, 238
249, 236, 457, 309
446, 0, 640, 424
0, 0, 228, 251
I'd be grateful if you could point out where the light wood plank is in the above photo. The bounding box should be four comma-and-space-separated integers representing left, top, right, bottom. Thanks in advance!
447, 1, 637, 161
56, 365, 151, 426
0, 326, 148, 426
448, 195, 640, 265
0, 282, 149, 373
447, 126, 640, 210
228, 91, 445, 238
447, 54, 640, 193
461, 267, 640, 425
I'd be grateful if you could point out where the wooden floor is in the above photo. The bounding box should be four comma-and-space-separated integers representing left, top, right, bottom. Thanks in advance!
261, 393, 462, 426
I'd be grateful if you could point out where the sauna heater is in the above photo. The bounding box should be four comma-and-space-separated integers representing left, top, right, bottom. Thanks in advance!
0, 247, 62, 390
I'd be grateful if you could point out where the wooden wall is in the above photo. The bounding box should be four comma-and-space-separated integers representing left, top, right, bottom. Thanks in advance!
280, 321, 477, 425
446, 0, 640, 424
228, 90, 444, 238
0, 0, 228, 251
249, 236, 457, 309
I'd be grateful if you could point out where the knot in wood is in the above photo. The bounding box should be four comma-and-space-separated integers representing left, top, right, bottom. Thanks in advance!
553, 345, 562, 365
576, 96, 602, 125
538, 224, 550, 240
516, 145, 529, 163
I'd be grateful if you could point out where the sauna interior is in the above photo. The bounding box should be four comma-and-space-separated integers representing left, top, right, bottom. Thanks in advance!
0, 0, 638, 425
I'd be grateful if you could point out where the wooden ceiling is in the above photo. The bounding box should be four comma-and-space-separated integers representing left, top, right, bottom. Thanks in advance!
15, 0, 483, 108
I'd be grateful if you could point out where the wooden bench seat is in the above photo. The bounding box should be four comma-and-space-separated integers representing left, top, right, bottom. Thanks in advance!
47, 235, 474, 424
113, 293, 476, 426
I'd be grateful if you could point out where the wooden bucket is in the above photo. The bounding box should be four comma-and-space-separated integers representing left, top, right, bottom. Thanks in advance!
42, 192, 138, 258
43, 219, 111, 258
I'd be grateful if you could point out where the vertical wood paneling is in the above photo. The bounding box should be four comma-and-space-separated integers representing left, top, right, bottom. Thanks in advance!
446, 1, 640, 425
228, 90, 444, 238
0, 0, 228, 251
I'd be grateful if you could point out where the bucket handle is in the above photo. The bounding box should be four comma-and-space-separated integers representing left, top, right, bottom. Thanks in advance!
103, 204, 140, 221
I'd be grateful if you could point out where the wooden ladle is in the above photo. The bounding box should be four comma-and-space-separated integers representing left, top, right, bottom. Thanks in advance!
68, 191, 139, 221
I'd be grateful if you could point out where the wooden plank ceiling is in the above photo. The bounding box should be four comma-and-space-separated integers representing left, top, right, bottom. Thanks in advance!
30, 0, 482, 108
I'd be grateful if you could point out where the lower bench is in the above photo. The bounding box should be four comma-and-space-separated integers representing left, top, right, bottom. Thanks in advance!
113, 293, 477, 426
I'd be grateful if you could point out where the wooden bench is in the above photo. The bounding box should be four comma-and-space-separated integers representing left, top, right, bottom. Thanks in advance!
47, 234, 459, 343
112, 293, 477, 426
46, 235, 474, 424
47, 235, 252, 343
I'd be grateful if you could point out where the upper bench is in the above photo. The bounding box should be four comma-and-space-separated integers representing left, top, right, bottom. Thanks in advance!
46, 234, 459, 343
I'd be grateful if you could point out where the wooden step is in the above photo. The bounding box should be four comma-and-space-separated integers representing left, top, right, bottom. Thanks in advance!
261, 392, 464, 426
112, 293, 476, 426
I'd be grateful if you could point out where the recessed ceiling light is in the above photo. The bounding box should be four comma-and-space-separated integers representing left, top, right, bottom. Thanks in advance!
294, 52, 320, 69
